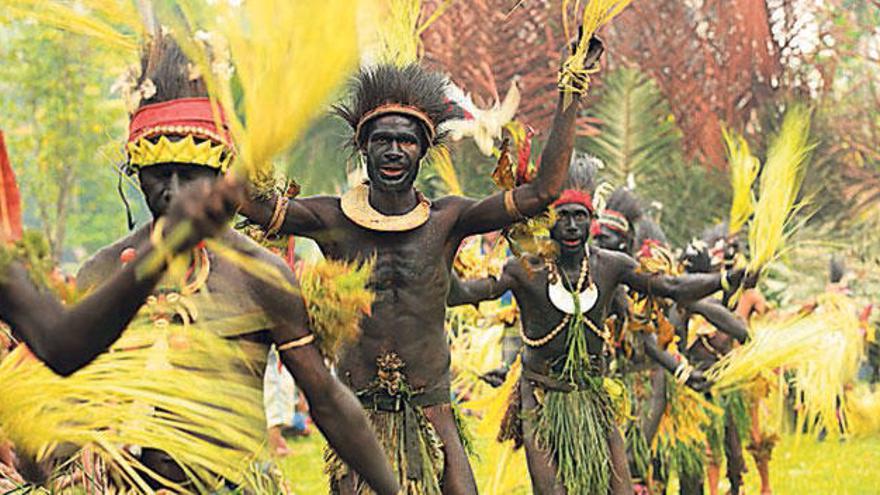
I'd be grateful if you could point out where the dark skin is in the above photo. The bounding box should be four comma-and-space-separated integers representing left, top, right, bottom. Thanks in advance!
238, 41, 604, 495
77, 163, 399, 495
594, 224, 629, 253
450, 203, 743, 494
0, 176, 243, 376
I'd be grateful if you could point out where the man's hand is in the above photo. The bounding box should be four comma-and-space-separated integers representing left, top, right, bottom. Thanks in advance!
479, 366, 510, 388
165, 176, 245, 251
686, 369, 711, 392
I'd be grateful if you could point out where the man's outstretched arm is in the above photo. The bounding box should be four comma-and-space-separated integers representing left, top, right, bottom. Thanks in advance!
684, 298, 750, 343
447, 263, 518, 307
619, 254, 743, 305
257, 266, 399, 495
453, 38, 604, 237
1, 179, 242, 376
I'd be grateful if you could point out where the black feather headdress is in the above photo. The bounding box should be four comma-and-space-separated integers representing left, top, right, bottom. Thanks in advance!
333, 64, 457, 150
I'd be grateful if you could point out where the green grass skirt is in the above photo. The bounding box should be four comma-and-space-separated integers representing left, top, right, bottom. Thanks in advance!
532, 377, 615, 494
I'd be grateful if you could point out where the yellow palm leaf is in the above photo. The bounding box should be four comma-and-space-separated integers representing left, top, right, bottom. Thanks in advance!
724, 126, 760, 235
747, 105, 813, 273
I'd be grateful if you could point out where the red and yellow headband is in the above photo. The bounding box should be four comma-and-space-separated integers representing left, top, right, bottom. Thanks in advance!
354, 103, 436, 147
127, 97, 234, 172
553, 189, 594, 213
597, 209, 630, 233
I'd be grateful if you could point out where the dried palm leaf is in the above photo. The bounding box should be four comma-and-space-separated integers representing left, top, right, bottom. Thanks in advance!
724, 126, 759, 235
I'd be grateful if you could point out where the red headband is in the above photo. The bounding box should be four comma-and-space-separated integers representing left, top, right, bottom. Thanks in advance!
553, 189, 594, 212
128, 97, 232, 147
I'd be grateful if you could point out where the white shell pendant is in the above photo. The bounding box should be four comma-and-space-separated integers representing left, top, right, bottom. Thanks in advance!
548, 280, 599, 315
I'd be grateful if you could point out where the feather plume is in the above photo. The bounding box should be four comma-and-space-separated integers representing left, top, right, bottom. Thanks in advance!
724, 126, 760, 235
747, 105, 813, 274
3, 0, 145, 54
0, 318, 268, 492
359, 0, 454, 66
162, 0, 362, 184
707, 292, 864, 437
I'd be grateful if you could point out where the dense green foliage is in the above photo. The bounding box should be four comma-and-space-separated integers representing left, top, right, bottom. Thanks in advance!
0, 24, 145, 265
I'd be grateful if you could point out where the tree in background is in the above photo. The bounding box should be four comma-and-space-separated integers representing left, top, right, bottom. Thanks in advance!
0, 25, 133, 263
583, 67, 729, 245
422, 1, 601, 138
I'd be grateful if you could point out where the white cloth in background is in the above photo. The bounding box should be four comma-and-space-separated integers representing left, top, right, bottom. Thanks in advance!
263, 344, 296, 428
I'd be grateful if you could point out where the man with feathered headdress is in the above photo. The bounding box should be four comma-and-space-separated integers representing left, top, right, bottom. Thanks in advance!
447, 155, 745, 494
239, 33, 604, 491
74, 33, 399, 494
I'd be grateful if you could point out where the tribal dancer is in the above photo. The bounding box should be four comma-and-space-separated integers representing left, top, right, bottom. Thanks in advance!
592, 189, 708, 492
0, 129, 245, 376
448, 160, 744, 494
673, 228, 752, 495
76, 34, 399, 494
239, 35, 604, 493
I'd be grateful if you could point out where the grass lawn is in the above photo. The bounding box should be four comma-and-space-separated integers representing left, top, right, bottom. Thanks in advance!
279, 430, 880, 494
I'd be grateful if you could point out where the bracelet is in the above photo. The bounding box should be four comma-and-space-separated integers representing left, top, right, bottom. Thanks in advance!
265, 196, 290, 238
504, 190, 524, 221
277, 333, 315, 352
674, 361, 694, 385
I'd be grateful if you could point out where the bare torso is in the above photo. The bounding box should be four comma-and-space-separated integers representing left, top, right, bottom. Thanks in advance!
302, 196, 471, 394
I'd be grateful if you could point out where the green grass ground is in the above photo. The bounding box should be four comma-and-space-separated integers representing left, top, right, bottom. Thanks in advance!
279, 432, 880, 494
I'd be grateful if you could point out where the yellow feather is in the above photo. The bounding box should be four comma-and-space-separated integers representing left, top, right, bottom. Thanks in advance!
0, 318, 268, 491
747, 105, 813, 273
362, 0, 454, 66
724, 126, 760, 235
707, 292, 864, 437
559, 0, 634, 103
163, 0, 363, 183
3, 0, 144, 54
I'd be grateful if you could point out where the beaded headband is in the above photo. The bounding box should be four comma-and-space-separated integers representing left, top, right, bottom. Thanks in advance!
127, 98, 234, 172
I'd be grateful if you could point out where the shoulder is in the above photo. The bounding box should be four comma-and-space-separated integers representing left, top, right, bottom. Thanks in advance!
433, 195, 476, 215
77, 226, 150, 291
591, 246, 636, 267
503, 255, 539, 282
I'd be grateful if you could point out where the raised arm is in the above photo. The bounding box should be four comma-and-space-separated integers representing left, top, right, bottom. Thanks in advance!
684, 298, 749, 344
0, 179, 241, 376
255, 262, 399, 495
453, 38, 604, 237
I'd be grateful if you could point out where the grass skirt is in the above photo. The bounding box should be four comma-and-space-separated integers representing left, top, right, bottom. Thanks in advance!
325, 407, 445, 495
531, 376, 615, 494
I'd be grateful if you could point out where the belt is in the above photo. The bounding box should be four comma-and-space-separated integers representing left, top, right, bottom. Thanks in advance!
356, 388, 450, 482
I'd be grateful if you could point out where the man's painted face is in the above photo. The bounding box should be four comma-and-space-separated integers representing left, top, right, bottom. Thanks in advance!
363, 114, 427, 193
139, 163, 220, 218
594, 225, 630, 253
551, 203, 592, 256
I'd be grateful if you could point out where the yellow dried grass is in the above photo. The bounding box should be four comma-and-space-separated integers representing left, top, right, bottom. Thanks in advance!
724, 126, 760, 236
747, 105, 813, 274
0, 318, 267, 492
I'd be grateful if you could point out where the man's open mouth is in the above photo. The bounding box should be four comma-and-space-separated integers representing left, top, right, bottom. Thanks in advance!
379, 165, 406, 179
561, 239, 581, 247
